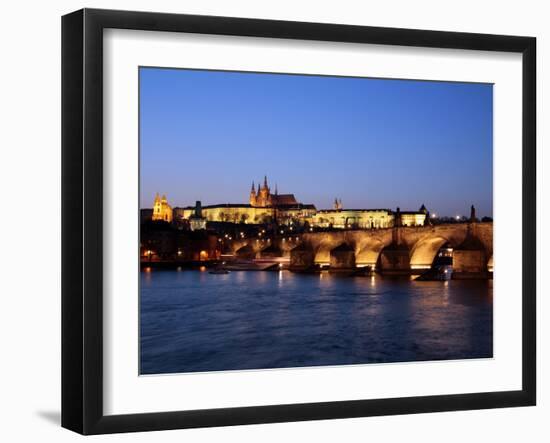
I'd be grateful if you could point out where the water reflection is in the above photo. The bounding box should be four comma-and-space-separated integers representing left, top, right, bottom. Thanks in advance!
140, 270, 493, 374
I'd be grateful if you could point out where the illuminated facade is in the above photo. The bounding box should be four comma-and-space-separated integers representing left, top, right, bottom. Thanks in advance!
309, 203, 428, 229
400, 212, 427, 227
311, 209, 393, 229
152, 193, 173, 222
173, 176, 316, 225
177, 204, 273, 224
399, 204, 429, 227
151, 180, 428, 228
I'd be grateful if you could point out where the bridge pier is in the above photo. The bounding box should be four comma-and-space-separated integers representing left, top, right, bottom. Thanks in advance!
452, 250, 488, 278
451, 224, 489, 278
378, 246, 411, 274
378, 227, 411, 274
289, 243, 315, 271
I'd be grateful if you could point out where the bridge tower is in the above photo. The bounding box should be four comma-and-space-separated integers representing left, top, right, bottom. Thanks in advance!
467, 204, 478, 237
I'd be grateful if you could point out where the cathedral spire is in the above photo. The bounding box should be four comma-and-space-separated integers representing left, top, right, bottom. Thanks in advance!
263, 175, 268, 189
249, 181, 257, 206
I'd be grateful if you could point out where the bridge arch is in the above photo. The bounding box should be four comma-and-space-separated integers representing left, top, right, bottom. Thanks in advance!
356, 238, 387, 268
313, 242, 332, 265
409, 236, 452, 270
312, 236, 346, 265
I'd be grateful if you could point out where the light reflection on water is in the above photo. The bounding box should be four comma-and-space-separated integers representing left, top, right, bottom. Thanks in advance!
140, 270, 493, 375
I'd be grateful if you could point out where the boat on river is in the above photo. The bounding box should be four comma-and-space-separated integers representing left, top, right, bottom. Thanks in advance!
416, 265, 453, 281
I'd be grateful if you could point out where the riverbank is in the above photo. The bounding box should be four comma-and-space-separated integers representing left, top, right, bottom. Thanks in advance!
140, 260, 492, 279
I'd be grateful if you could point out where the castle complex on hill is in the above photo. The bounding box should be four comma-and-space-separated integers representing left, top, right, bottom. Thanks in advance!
249, 176, 299, 208
145, 177, 429, 230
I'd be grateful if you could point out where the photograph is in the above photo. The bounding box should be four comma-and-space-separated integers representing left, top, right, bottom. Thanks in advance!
139, 67, 494, 375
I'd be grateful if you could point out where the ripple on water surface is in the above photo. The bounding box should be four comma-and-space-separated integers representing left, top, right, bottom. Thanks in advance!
140, 271, 493, 374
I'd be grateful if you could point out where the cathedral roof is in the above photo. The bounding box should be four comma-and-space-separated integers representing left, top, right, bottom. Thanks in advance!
270, 194, 298, 206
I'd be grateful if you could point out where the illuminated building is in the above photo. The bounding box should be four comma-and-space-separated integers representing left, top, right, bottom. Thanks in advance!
399, 204, 429, 227
150, 179, 427, 228
249, 176, 301, 208
312, 208, 393, 229
152, 193, 173, 222
174, 176, 316, 225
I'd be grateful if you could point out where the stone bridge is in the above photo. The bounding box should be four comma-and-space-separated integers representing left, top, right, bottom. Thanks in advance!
229, 222, 493, 274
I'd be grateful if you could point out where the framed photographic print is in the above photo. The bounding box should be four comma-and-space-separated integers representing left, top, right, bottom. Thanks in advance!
61, 8, 536, 434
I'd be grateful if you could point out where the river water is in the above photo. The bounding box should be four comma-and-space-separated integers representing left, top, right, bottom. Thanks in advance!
140, 270, 492, 374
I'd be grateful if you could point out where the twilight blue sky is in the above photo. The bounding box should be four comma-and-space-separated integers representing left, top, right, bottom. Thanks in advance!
140, 67, 493, 217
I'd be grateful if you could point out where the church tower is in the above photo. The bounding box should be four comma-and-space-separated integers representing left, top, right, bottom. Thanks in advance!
249, 181, 257, 206
152, 193, 162, 219
152, 193, 173, 222
257, 175, 271, 207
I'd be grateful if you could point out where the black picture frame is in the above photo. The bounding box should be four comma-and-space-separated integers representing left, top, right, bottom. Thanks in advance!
62, 8, 536, 435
